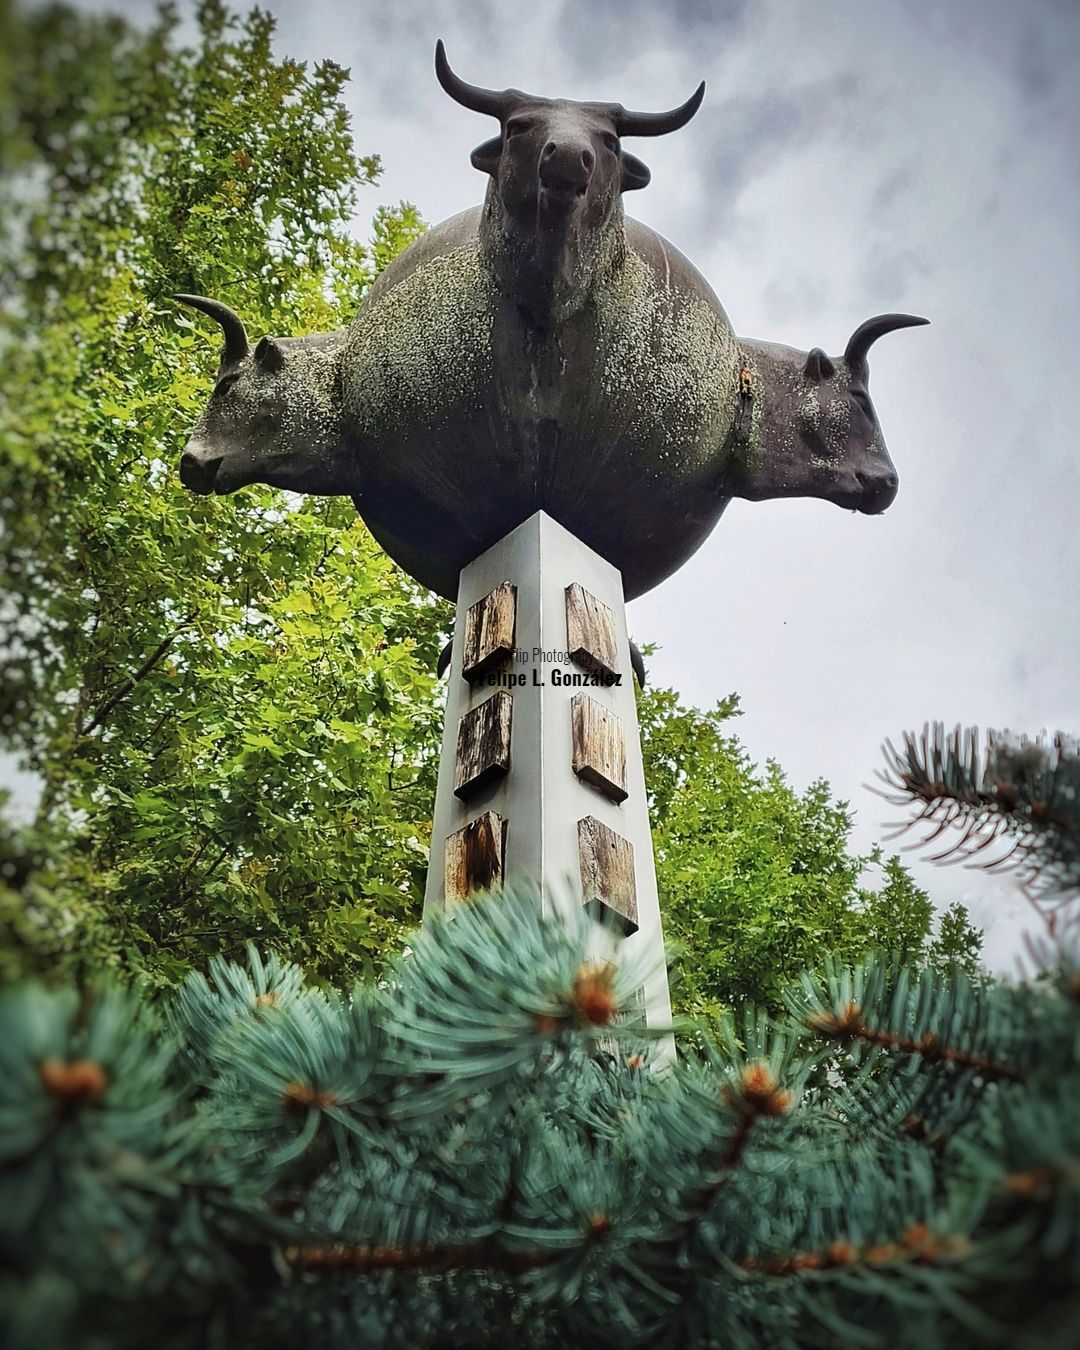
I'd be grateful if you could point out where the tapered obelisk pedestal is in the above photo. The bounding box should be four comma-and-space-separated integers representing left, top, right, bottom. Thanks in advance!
424, 511, 674, 1059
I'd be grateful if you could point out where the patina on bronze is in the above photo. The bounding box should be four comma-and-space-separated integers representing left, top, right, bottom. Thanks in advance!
175, 42, 926, 601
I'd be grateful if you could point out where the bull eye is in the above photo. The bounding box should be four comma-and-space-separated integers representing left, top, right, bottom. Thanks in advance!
601, 132, 619, 154
505, 118, 530, 138
213, 373, 239, 396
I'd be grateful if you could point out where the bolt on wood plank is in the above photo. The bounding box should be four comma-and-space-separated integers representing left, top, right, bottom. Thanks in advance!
462, 581, 517, 683
578, 815, 638, 935
445, 811, 507, 900
571, 693, 628, 803
453, 691, 513, 799
565, 582, 618, 678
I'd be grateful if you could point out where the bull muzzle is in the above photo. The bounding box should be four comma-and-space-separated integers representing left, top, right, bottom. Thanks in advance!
855, 467, 899, 514
539, 141, 594, 210
179, 444, 223, 494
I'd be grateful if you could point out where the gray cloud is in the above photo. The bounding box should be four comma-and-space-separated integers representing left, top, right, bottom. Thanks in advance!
688, 72, 865, 234
556, 0, 749, 78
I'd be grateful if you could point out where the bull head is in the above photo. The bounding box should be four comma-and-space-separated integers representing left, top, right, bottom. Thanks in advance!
172, 295, 350, 496
435, 41, 704, 318
732, 313, 929, 514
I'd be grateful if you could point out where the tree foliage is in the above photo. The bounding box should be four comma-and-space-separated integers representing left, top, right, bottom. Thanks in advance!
0, 1, 446, 989
878, 722, 1080, 913
642, 687, 981, 1023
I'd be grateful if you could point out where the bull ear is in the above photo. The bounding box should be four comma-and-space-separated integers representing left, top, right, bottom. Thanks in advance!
470, 135, 502, 176
620, 152, 651, 192
803, 347, 836, 383
254, 336, 286, 373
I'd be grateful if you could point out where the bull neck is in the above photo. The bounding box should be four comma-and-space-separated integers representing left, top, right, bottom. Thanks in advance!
478, 190, 627, 329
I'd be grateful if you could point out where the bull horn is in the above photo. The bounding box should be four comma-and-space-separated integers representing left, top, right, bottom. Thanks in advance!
172, 294, 250, 365
613, 81, 706, 137
844, 312, 929, 374
435, 39, 519, 119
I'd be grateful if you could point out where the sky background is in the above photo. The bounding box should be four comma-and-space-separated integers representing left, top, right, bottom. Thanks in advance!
66, 0, 1080, 970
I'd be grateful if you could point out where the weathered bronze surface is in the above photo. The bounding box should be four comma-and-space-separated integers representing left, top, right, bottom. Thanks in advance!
175, 42, 926, 601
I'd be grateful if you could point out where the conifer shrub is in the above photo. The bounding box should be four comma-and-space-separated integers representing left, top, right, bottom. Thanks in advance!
1, 727, 1078, 1348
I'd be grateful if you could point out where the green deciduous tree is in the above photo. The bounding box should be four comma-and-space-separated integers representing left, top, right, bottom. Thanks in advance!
641, 686, 981, 1024
0, 0, 447, 988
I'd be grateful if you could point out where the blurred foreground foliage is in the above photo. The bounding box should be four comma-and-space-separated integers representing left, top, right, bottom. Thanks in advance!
0, 889, 1074, 1349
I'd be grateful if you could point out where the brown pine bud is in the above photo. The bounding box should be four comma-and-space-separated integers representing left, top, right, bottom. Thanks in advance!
39, 1058, 108, 1104
282, 1080, 338, 1112
936, 1235, 972, 1261
807, 1001, 862, 1037
739, 1062, 792, 1116
571, 962, 618, 1027
903, 1222, 930, 1249
1003, 1167, 1058, 1198
864, 1243, 901, 1266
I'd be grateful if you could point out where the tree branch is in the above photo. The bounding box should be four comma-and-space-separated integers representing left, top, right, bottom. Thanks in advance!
806, 1003, 1022, 1082
78, 613, 195, 737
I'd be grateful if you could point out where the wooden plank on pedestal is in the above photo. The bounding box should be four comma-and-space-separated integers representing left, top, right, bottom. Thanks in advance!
462, 581, 517, 683
571, 694, 628, 803
565, 583, 618, 678
453, 691, 513, 798
578, 815, 638, 935
445, 811, 507, 900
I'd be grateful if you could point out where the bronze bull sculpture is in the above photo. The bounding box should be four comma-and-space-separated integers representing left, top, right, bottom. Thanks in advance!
176, 42, 926, 602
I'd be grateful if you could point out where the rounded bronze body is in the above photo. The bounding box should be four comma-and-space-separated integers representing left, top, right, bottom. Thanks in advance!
341, 208, 740, 601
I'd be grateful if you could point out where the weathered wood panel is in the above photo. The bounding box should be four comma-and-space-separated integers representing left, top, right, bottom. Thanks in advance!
444, 811, 507, 900
578, 815, 638, 935
453, 691, 513, 799
462, 581, 517, 683
571, 694, 628, 803
565, 583, 618, 678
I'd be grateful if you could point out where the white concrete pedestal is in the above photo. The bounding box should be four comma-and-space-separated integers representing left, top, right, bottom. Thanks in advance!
424, 512, 674, 1058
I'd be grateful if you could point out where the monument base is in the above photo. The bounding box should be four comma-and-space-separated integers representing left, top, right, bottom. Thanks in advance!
424, 511, 675, 1063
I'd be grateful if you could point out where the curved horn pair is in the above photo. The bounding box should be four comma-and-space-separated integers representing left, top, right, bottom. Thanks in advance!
435, 39, 705, 136
845, 313, 929, 374
172, 294, 249, 365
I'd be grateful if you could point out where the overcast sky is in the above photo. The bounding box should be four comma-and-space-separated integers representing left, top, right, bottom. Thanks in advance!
69, 0, 1080, 971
